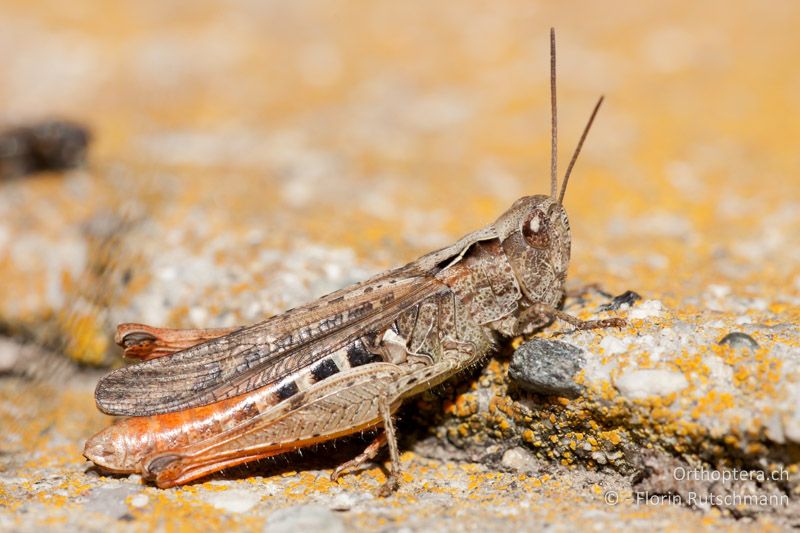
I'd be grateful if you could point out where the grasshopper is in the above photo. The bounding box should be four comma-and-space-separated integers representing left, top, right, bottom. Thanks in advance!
84, 29, 624, 496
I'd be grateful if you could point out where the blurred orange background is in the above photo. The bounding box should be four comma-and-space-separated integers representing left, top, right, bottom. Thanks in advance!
0, 0, 798, 349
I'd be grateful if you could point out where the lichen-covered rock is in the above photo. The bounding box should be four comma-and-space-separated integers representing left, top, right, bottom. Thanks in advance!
421, 294, 800, 495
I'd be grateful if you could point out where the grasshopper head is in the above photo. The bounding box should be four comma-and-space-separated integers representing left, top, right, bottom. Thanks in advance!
493, 194, 570, 307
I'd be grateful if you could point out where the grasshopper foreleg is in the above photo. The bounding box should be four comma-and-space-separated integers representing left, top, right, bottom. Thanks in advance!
564, 282, 612, 300
519, 302, 626, 333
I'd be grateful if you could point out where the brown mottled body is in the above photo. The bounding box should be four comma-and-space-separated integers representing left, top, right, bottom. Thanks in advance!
85, 30, 625, 495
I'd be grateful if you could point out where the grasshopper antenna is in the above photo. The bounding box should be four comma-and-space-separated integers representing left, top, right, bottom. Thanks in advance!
549, 27, 558, 199
558, 95, 604, 204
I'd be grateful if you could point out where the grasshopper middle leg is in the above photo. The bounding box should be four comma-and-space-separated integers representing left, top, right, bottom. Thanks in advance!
376, 399, 402, 496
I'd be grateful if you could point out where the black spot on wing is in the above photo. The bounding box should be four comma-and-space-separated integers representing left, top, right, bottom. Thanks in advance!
311, 358, 340, 382
347, 340, 381, 367
275, 381, 299, 401
239, 402, 260, 419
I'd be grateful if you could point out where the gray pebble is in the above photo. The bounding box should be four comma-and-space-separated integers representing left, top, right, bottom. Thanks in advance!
82, 484, 141, 520
509, 339, 585, 398
264, 505, 346, 533
718, 332, 758, 350
329, 490, 372, 512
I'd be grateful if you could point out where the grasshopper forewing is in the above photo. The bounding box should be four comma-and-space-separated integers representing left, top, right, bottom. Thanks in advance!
84, 29, 625, 495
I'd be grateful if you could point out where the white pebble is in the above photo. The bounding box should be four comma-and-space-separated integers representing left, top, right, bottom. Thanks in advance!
785, 417, 800, 445
207, 489, 260, 513
629, 299, 663, 319
614, 368, 688, 399
189, 306, 209, 326
0, 338, 19, 371
501, 446, 539, 473
265, 505, 345, 533
129, 494, 149, 508
599, 336, 629, 356
764, 414, 785, 445
708, 284, 731, 299
784, 384, 800, 444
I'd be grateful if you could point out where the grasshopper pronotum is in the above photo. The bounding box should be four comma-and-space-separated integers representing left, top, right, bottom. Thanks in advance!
84, 29, 624, 496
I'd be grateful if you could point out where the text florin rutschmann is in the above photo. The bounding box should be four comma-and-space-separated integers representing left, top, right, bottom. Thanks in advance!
673, 467, 790, 483
631, 491, 789, 508
603, 467, 793, 508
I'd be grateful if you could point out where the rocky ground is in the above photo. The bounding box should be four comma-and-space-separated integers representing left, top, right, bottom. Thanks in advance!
2, 0, 800, 531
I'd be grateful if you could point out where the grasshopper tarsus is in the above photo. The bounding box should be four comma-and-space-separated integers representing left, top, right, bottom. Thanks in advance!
377, 474, 401, 498
572, 317, 627, 331
330, 432, 387, 482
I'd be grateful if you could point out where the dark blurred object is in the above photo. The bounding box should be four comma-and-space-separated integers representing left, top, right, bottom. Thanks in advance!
598, 290, 642, 312
0, 120, 91, 178
718, 331, 759, 350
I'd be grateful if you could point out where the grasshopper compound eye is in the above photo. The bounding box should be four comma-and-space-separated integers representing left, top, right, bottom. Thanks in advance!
523, 210, 551, 249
